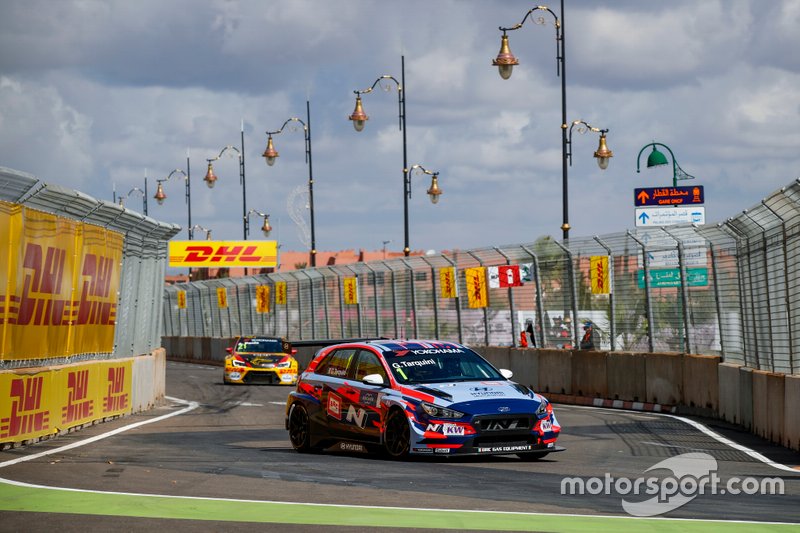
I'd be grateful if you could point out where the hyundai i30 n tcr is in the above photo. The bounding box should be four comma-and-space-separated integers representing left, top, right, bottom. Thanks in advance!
285, 340, 562, 459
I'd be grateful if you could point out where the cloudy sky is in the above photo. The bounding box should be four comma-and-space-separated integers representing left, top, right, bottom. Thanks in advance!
1, 0, 798, 256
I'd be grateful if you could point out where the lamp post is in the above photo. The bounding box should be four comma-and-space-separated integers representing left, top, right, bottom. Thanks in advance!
262, 101, 317, 267
636, 142, 696, 187
244, 208, 272, 239
118, 177, 149, 215
153, 158, 191, 238
403, 164, 443, 253
493, 1, 611, 240
350, 55, 416, 256
189, 224, 213, 240
204, 124, 247, 239
567, 120, 613, 169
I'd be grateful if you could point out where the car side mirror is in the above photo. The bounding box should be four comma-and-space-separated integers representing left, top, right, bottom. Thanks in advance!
291, 348, 298, 355
362, 374, 385, 386
499, 368, 513, 379
226, 347, 233, 354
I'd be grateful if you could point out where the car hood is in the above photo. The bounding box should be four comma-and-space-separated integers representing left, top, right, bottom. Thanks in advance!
237, 353, 286, 365
408, 380, 541, 406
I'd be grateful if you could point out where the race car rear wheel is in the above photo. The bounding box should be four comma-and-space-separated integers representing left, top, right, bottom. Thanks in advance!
517, 452, 549, 461
384, 409, 410, 459
288, 403, 313, 453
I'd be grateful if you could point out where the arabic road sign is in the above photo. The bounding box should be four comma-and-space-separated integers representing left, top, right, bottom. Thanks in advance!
634, 185, 704, 207
635, 206, 705, 227
637, 267, 709, 288
638, 247, 708, 268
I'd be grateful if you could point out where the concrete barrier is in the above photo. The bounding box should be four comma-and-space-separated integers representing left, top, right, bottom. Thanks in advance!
538, 349, 572, 395
682, 354, 720, 415
785, 374, 800, 451
738, 366, 754, 432
645, 353, 683, 405
571, 350, 607, 398
510, 348, 539, 390
606, 352, 646, 402
718, 362, 742, 425
131, 349, 166, 412
751, 370, 776, 441
480, 346, 512, 373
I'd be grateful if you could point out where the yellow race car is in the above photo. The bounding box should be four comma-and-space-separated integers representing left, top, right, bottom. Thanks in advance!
223, 336, 299, 385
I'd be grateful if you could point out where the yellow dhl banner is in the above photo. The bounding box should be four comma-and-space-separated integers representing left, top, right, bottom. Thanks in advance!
440, 267, 458, 298
256, 285, 270, 313
0, 201, 123, 361
169, 240, 277, 267
465, 267, 488, 308
275, 282, 287, 305
343, 277, 359, 305
0, 359, 132, 444
590, 256, 611, 295
176, 290, 187, 309
216, 287, 228, 309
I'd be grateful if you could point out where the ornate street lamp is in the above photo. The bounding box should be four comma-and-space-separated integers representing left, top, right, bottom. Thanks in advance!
205, 124, 247, 239
349, 56, 440, 256
189, 224, 213, 240
153, 161, 192, 239
118, 175, 148, 215
244, 208, 272, 238
493, 1, 611, 239
567, 120, 613, 170
636, 142, 696, 187
262, 101, 317, 266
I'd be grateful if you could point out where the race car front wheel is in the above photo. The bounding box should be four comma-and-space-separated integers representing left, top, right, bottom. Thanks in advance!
288, 403, 312, 453
384, 409, 410, 459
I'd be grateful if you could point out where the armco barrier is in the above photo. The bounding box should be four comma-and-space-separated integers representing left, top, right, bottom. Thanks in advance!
785, 374, 800, 451
682, 354, 720, 415
717, 362, 742, 425
644, 353, 683, 405
607, 352, 646, 402
571, 350, 607, 398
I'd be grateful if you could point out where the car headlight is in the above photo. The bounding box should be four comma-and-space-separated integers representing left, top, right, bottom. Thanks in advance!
231, 358, 246, 368
276, 361, 291, 368
420, 402, 464, 419
536, 400, 548, 417
536, 398, 553, 418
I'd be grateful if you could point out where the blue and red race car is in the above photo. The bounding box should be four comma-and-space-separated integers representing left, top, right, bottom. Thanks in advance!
285, 339, 562, 459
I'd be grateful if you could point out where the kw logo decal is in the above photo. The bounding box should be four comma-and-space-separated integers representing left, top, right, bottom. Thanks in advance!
0, 376, 50, 438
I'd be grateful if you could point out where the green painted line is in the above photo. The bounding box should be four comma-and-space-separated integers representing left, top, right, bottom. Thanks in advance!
0, 480, 795, 532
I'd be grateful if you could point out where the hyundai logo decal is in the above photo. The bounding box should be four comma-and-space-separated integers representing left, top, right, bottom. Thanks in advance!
497, 406, 511, 412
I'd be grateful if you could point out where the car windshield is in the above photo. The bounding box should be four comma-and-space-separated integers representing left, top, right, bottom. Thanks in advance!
383, 347, 503, 384
236, 338, 285, 353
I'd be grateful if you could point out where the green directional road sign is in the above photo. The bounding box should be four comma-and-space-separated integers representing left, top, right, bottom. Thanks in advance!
637, 267, 709, 288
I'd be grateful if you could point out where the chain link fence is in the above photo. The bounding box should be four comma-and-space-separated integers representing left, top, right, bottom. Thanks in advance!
1, 166, 180, 369
163, 178, 800, 375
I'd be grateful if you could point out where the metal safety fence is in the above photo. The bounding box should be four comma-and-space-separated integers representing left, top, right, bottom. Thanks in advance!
163, 178, 800, 375
1, 166, 180, 369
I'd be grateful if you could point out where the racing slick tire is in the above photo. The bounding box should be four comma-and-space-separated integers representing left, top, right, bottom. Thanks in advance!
517, 452, 549, 461
288, 403, 314, 453
383, 409, 411, 459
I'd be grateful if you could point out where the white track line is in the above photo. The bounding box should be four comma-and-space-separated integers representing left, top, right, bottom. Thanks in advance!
0, 396, 198, 469
561, 404, 799, 473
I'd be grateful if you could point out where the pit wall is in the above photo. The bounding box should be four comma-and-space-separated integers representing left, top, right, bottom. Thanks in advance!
160, 337, 799, 453
0, 349, 166, 449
